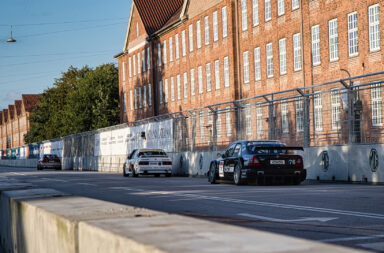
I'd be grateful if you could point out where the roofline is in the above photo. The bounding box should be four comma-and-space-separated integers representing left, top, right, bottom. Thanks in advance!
180, 0, 189, 20
123, 1, 135, 53
114, 51, 126, 59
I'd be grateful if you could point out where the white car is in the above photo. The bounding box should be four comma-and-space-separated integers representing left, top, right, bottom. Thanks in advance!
123, 149, 173, 177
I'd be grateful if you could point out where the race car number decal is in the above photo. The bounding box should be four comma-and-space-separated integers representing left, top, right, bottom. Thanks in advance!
219, 161, 224, 177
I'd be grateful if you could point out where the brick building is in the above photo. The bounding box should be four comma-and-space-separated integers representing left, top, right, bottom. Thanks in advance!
0, 94, 40, 149
115, 0, 383, 145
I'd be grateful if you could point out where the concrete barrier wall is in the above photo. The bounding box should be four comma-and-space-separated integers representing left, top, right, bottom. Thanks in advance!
0, 159, 37, 168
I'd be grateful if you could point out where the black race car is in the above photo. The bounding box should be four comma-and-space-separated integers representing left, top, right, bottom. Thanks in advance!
208, 141, 306, 185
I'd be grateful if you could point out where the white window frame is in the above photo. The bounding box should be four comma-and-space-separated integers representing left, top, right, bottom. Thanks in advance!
254, 47, 261, 80
266, 43, 273, 78
122, 93, 126, 113
292, 0, 299, 10
122, 62, 126, 81
189, 24, 194, 52
133, 55, 136, 76
279, 38, 287, 75
215, 60, 220, 90
265, 0, 271, 22
142, 50, 145, 72
243, 51, 250, 83
143, 85, 147, 107
159, 81, 163, 104
241, 0, 248, 31
148, 84, 152, 106
138, 87, 142, 108
222, 7, 228, 38
278, 0, 285, 16
198, 66, 203, 94
190, 69, 195, 96
371, 83, 383, 126
329, 18, 339, 62
293, 33, 302, 71
213, 11, 218, 42
171, 77, 175, 101
128, 57, 132, 78
311, 25, 321, 66
169, 37, 173, 62
175, 34, 180, 59
226, 107, 232, 137
181, 30, 186, 57
164, 79, 168, 103
157, 43, 161, 66
163, 41, 167, 64
204, 16, 210, 45
224, 56, 230, 87
197, 20, 202, 49
331, 90, 341, 130
295, 98, 304, 132
216, 113, 222, 137
314, 93, 323, 131
369, 4, 380, 52
348, 12, 359, 57
177, 74, 181, 100
183, 72, 188, 99
253, 0, 259, 26
137, 52, 141, 74
281, 101, 289, 134
256, 103, 263, 136
146, 47, 151, 70
130, 90, 133, 111
246, 106, 252, 136
206, 63, 212, 92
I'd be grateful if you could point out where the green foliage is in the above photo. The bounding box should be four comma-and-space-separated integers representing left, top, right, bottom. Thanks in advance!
24, 64, 120, 143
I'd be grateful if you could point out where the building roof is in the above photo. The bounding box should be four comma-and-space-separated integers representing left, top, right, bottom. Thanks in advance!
8, 105, 15, 120
14, 100, 22, 116
133, 0, 184, 35
22, 94, 40, 113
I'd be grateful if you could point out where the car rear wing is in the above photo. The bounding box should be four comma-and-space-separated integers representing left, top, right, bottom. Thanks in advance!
252, 146, 304, 151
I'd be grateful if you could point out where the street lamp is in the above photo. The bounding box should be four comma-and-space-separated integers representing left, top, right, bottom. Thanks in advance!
7, 26, 16, 43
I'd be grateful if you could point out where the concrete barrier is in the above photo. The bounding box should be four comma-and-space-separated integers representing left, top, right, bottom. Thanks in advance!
0, 179, 367, 253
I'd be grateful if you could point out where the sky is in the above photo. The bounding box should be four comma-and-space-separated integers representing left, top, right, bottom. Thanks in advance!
0, 0, 132, 109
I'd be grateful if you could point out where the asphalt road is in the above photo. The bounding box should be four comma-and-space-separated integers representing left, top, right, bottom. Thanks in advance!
1, 166, 384, 252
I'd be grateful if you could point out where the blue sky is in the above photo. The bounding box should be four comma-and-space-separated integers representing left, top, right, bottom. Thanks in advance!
0, 0, 132, 109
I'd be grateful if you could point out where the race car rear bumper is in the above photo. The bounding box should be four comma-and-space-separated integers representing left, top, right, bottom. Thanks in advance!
243, 169, 306, 184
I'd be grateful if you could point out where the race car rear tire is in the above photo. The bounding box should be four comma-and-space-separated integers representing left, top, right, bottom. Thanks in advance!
123, 165, 129, 177
233, 163, 244, 186
132, 167, 138, 177
208, 163, 217, 184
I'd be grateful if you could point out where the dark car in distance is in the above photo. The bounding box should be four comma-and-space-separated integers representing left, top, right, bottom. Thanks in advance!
37, 154, 61, 170
208, 141, 306, 185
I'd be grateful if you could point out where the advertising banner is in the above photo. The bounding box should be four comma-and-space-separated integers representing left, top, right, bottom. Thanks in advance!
28, 143, 41, 159
39, 140, 63, 158
94, 119, 173, 156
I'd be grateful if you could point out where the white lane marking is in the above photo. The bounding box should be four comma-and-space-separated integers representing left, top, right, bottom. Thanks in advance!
77, 183, 97, 186
359, 242, 384, 251
121, 188, 384, 220
49, 179, 67, 183
238, 213, 337, 223
319, 235, 384, 243
11, 172, 26, 176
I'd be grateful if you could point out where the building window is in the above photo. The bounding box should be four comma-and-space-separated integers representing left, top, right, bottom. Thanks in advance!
256, 103, 263, 136
122, 62, 126, 81
138, 87, 142, 108
157, 43, 161, 66
130, 90, 133, 110
311, 25, 321, 66
243, 51, 250, 83
329, 18, 339, 62
128, 57, 132, 78
246, 106, 251, 136
133, 55, 136, 76
204, 16, 210, 45
177, 75, 181, 100
196, 20, 202, 49
241, 0, 248, 31
293, 33, 301, 71
143, 85, 147, 107
189, 24, 194, 52
215, 60, 220, 90
171, 77, 175, 101
199, 112, 205, 140
198, 66, 203, 94
159, 81, 163, 104
216, 114, 222, 137
254, 47, 261, 80
164, 79, 168, 103
163, 41, 167, 64
142, 50, 146, 72
266, 43, 273, 78
122, 93, 126, 113
226, 107, 232, 137
314, 93, 322, 131
371, 83, 382, 126
222, 7, 228, 38
190, 69, 195, 96
181, 30, 186, 57
146, 47, 151, 70
265, 0, 271, 21
148, 84, 152, 106
369, 4, 380, 52
279, 38, 287, 75
137, 53, 141, 74
278, 0, 284, 16
206, 63, 212, 92
347, 12, 358, 57
331, 90, 341, 130
134, 89, 137, 109
292, 0, 299, 10
213, 11, 218, 42
295, 98, 304, 132
183, 72, 188, 98
253, 0, 259, 26
175, 34, 180, 59
281, 101, 289, 134
224, 56, 230, 87
169, 37, 173, 62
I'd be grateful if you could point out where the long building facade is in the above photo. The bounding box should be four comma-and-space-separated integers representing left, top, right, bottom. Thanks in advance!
115, 0, 384, 146
0, 95, 40, 150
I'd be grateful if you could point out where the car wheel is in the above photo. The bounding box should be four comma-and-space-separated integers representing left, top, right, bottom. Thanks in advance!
233, 163, 244, 186
132, 166, 138, 177
208, 163, 217, 184
123, 164, 129, 177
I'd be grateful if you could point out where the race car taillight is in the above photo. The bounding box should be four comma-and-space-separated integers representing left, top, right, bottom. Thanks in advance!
296, 156, 303, 166
139, 161, 149, 165
163, 161, 172, 165
249, 156, 261, 167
